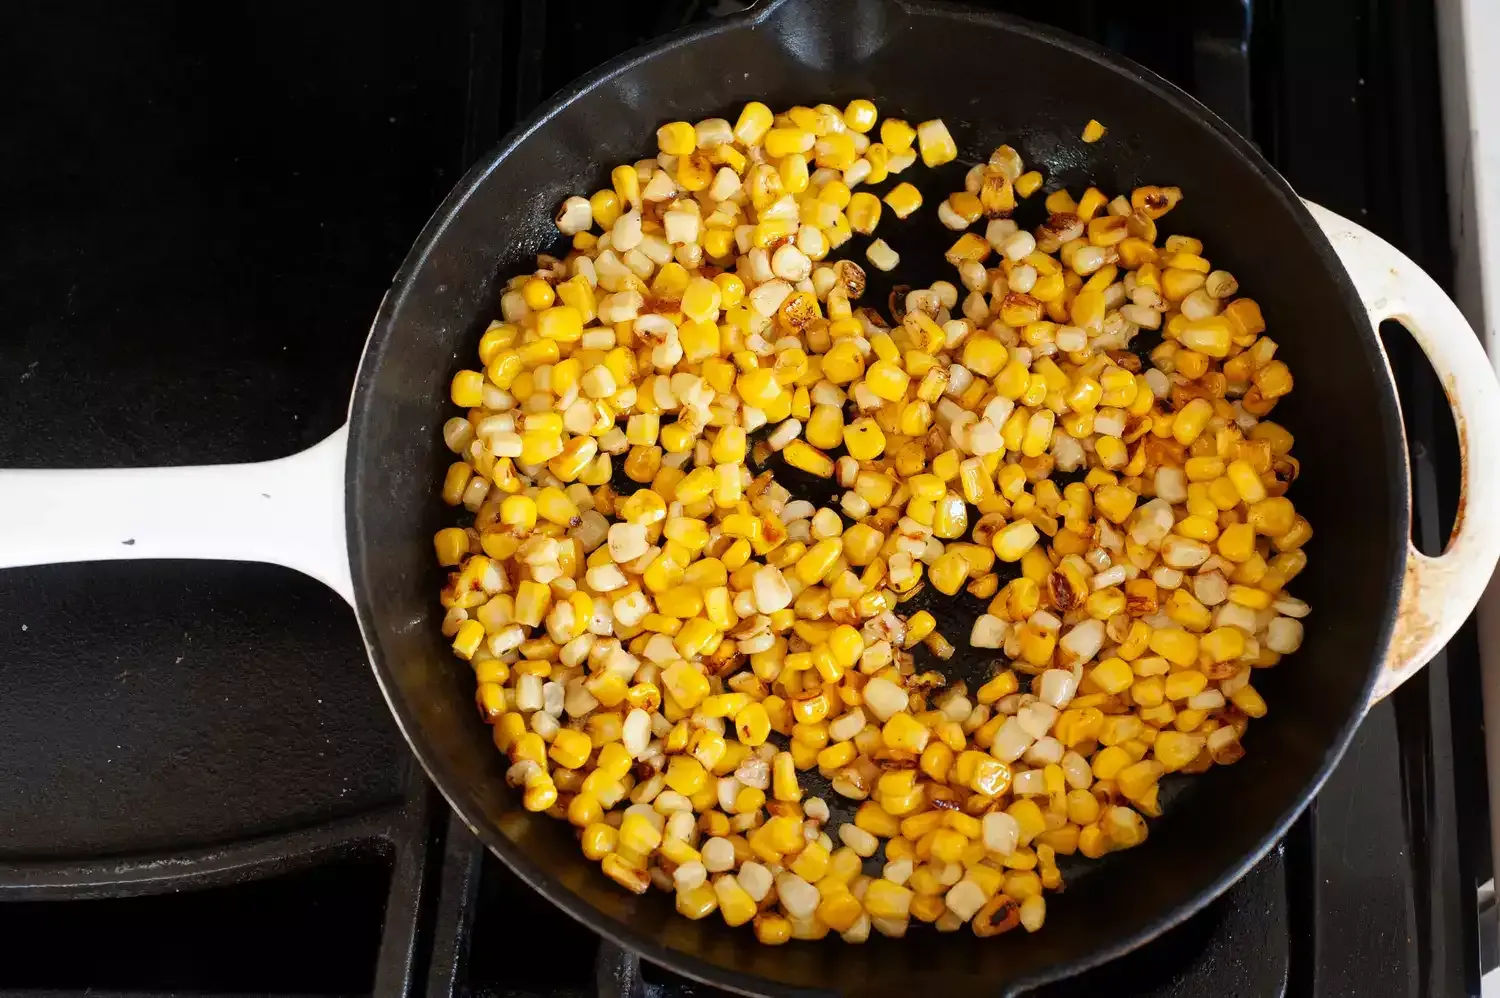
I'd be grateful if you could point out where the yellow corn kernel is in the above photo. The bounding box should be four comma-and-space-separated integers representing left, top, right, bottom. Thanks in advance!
848, 192, 883, 235
736, 702, 771, 746
880, 117, 916, 152
843, 416, 886, 460
883, 182, 923, 219
1148, 628, 1200, 667
434, 527, 470, 568
1088, 657, 1134, 696
883, 712, 930, 753
1226, 459, 1268, 503
764, 127, 813, 160
928, 550, 969, 597
581, 822, 619, 861
548, 728, 592, 770
993, 520, 1040, 562
715, 875, 758, 927
916, 119, 957, 166
733, 101, 774, 145
662, 660, 710, 710
864, 360, 911, 401
450, 370, 484, 407
817, 890, 864, 933
783, 440, 834, 477
843, 98, 878, 133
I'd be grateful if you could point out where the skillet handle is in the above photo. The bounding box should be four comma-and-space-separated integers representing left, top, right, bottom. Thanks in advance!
0, 426, 354, 604
1304, 201, 1500, 704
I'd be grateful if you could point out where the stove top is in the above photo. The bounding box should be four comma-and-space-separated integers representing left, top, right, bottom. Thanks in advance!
0, 1, 1490, 995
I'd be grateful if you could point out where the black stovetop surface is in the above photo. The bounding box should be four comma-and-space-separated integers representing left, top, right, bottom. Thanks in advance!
0, 1, 1490, 995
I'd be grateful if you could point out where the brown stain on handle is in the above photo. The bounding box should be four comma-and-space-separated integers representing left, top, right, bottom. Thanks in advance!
1378, 385, 1465, 702
1445, 374, 1467, 544
1381, 556, 1437, 702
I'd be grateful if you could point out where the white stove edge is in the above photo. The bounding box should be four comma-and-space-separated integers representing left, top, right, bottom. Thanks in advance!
1437, 0, 1500, 982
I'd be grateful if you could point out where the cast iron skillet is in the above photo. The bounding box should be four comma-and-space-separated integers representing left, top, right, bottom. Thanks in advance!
5, 0, 1500, 993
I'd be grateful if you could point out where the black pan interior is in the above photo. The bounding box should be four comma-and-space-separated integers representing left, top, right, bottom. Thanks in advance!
346, 1, 1407, 994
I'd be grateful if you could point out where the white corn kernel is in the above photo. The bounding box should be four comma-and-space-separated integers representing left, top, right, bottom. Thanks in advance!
866, 239, 900, 272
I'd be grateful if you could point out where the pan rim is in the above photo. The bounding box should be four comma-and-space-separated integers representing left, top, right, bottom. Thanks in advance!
345, 1, 1410, 993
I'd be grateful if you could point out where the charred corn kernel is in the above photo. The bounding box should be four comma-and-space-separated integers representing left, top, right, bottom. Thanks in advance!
945, 191, 985, 225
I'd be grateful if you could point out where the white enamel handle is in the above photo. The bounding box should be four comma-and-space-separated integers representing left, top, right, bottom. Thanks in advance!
1306, 201, 1500, 704
0, 426, 353, 604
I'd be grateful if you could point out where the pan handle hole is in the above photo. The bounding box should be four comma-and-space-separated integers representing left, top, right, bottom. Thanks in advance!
1379, 319, 1462, 557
